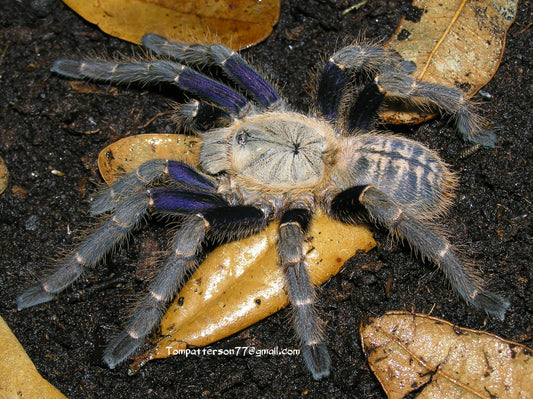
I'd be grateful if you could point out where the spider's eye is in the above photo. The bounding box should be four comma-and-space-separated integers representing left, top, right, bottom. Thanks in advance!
236, 130, 249, 145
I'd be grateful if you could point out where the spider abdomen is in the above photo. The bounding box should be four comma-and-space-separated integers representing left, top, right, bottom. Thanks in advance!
333, 134, 455, 216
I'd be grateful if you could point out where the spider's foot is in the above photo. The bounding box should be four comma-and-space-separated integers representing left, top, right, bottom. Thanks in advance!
302, 343, 331, 380
471, 290, 510, 321
17, 284, 55, 310
467, 129, 497, 147
104, 331, 142, 369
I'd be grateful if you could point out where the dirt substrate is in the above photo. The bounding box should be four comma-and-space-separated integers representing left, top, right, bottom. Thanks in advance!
1, 0, 531, 398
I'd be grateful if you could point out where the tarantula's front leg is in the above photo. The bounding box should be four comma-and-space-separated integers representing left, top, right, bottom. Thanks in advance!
329, 186, 509, 319
51, 58, 251, 118
105, 204, 267, 368
279, 208, 330, 380
141, 34, 285, 110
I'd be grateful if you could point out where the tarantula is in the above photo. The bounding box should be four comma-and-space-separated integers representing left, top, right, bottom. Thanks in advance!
18, 35, 507, 379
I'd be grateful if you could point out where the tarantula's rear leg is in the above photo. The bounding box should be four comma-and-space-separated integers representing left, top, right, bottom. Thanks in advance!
141, 34, 285, 110
279, 208, 330, 380
329, 186, 509, 319
317, 44, 405, 129
104, 204, 267, 368
376, 72, 496, 146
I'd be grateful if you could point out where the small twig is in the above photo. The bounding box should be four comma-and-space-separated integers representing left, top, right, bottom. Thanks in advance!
127, 110, 173, 134
342, 0, 368, 16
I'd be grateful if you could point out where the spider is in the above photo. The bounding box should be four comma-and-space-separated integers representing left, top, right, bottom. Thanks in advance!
18, 35, 507, 379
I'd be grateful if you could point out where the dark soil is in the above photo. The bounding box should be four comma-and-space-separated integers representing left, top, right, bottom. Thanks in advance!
1, 0, 531, 398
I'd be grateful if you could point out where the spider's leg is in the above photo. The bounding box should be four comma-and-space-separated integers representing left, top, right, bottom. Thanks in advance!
141, 34, 284, 110
17, 191, 152, 309
376, 72, 496, 146
104, 204, 267, 368
317, 44, 398, 124
51, 59, 252, 118
329, 185, 510, 319
91, 159, 217, 215
278, 208, 330, 380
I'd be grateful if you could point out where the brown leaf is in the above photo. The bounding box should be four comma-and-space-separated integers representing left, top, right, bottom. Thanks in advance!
0, 156, 7, 195
382, 0, 518, 124
0, 316, 67, 398
361, 311, 533, 399
62, 0, 280, 50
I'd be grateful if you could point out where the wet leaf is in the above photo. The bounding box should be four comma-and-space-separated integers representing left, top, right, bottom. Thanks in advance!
361, 311, 533, 399
97, 134, 376, 372
62, 0, 280, 50
382, 0, 518, 124
0, 316, 67, 399
131, 211, 375, 371
0, 156, 7, 195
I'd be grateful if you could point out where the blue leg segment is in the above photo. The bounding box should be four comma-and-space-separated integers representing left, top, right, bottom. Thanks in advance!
166, 160, 217, 192
150, 189, 226, 214
141, 34, 284, 110
51, 59, 250, 117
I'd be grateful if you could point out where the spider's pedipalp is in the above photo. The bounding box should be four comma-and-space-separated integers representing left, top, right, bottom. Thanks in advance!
17, 191, 151, 310
376, 72, 496, 146
331, 185, 509, 319
142, 34, 284, 110
173, 100, 232, 131
279, 208, 330, 380
104, 205, 267, 368
51, 59, 252, 118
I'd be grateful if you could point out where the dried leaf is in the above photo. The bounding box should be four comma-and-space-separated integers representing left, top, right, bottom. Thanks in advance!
382, 0, 518, 124
0, 316, 67, 399
0, 156, 7, 195
97, 134, 376, 372
62, 0, 280, 50
361, 311, 533, 399
131, 212, 375, 371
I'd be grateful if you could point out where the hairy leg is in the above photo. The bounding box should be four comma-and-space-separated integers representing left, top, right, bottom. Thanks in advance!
329, 185, 509, 319
103, 204, 267, 367
51, 58, 252, 117
141, 34, 285, 110
278, 208, 330, 379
